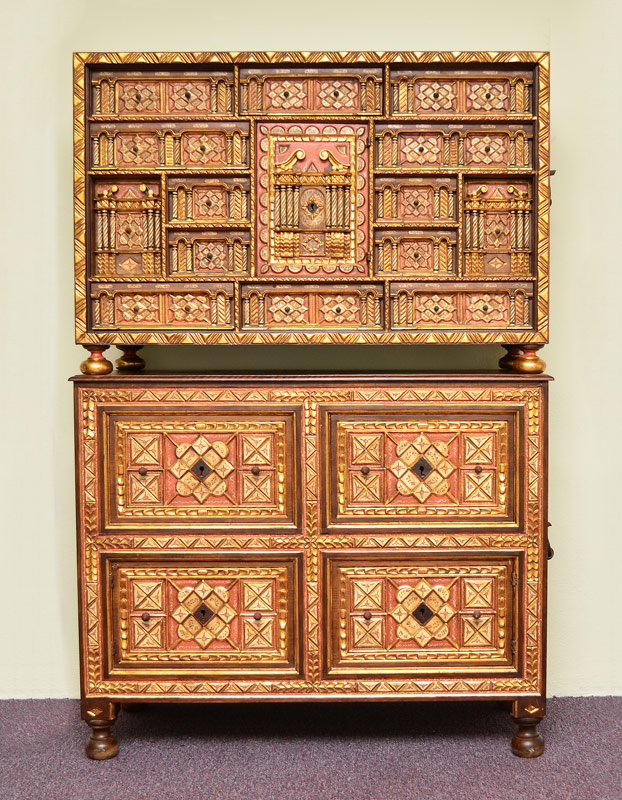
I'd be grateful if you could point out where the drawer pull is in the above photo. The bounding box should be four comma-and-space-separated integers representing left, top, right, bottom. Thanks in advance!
253, 611, 262, 621
333, 90, 340, 98
474, 465, 483, 474
138, 466, 148, 476
135, 93, 142, 102
335, 306, 343, 314
132, 145, 139, 154
141, 612, 151, 622
251, 465, 260, 476
283, 305, 291, 314
360, 466, 370, 476
132, 305, 140, 313
200, 145, 207, 153
363, 611, 373, 621
482, 305, 489, 312
418, 146, 425, 153
184, 304, 192, 313
185, 91, 192, 100
484, 145, 491, 153
432, 91, 440, 99
433, 305, 440, 312
472, 610, 482, 620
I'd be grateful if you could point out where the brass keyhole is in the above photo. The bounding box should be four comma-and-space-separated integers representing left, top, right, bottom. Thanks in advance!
418, 464, 426, 476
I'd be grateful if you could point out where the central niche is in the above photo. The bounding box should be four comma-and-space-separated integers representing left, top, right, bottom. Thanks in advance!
257, 123, 369, 277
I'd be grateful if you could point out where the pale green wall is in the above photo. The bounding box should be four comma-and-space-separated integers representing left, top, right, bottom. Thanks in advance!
1, 0, 620, 697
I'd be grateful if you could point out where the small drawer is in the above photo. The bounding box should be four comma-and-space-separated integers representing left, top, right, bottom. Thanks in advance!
167, 177, 250, 224
90, 122, 250, 170
241, 284, 384, 331
374, 177, 458, 224
464, 181, 532, 277
390, 284, 533, 330
240, 67, 383, 114
390, 70, 533, 116
91, 71, 234, 116
375, 124, 533, 170
105, 555, 302, 678
374, 230, 458, 277
91, 284, 234, 330
168, 231, 251, 277
324, 405, 519, 531
102, 406, 300, 531
324, 553, 520, 677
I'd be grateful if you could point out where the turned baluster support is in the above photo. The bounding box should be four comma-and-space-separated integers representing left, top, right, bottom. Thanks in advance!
82, 700, 119, 760
80, 345, 113, 376
115, 345, 146, 372
499, 344, 546, 374
511, 698, 545, 757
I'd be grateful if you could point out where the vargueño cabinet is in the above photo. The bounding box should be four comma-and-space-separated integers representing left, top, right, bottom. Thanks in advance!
72, 51, 551, 761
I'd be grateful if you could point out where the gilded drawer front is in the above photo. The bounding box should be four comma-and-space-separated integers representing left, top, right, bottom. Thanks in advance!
92, 181, 162, 278
168, 232, 251, 277
256, 123, 370, 279
167, 178, 250, 224
374, 178, 458, 224
103, 409, 299, 530
90, 71, 234, 116
324, 554, 519, 677
241, 284, 384, 330
375, 124, 533, 170
240, 68, 383, 114
464, 181, 532, 277
374, 231, 458, 278
390, 71, 532, 116
90, 122, 250, 170
390, 284, 533, 330
91, 285, 234, 329
325, 408, 519, 530
106, 556, 302, 678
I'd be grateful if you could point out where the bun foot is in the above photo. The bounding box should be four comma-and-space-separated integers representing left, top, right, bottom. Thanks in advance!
80, 345, 113, 376
499, 345, 546, 374
511, 718, 544, 758
85, 720, 119, 760
115, 345, 146, 373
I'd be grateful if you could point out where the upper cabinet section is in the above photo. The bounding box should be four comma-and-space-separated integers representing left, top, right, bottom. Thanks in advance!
74, 52, 550, 346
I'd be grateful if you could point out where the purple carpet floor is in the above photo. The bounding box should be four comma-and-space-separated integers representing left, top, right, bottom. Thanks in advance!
1, 698, 621, 800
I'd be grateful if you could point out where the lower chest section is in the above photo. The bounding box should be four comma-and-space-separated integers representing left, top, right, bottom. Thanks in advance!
76, 377, 546, 699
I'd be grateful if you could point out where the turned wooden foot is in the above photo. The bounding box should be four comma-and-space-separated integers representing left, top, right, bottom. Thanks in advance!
511, 697, 545, 757
85, 720, 119, 760
80, 345, 113, 376
499, 345, 546, 374
115, 345, 146, 373
511, 717, 545, 757
82, 699, 119, 760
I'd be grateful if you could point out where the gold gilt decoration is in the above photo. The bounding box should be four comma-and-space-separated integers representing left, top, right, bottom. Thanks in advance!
74, 52, 549, 348
75, 378, 546, 702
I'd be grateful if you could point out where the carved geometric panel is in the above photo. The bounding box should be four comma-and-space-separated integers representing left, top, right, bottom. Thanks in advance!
108, 558, 301, 676
325, 556, 517, 676
103, 412, 300, 529
328, 414, 515, 528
